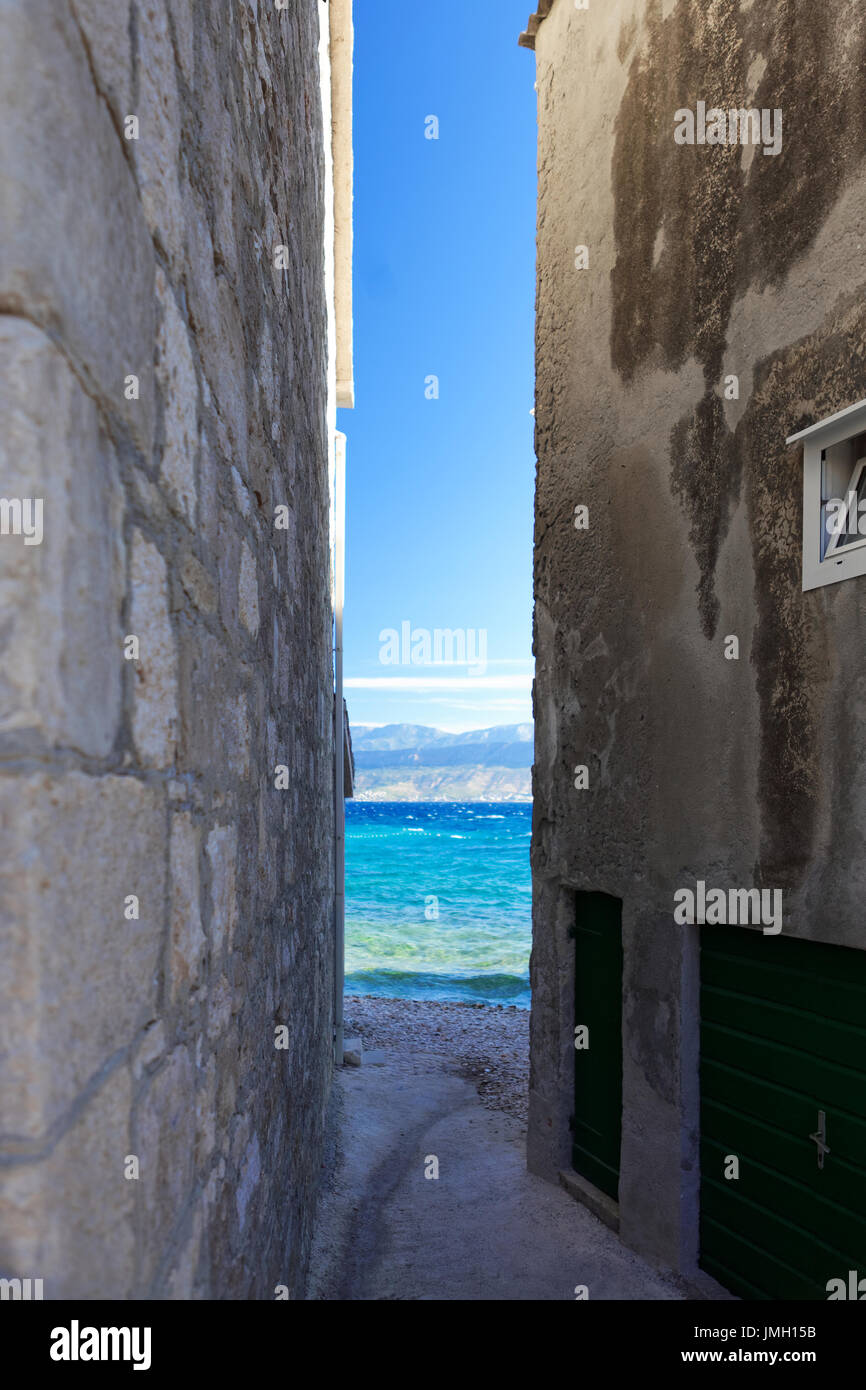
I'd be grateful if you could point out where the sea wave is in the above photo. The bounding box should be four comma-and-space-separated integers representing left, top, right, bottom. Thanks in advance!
345, 801, 532, 1008
344, 968, 530, 1008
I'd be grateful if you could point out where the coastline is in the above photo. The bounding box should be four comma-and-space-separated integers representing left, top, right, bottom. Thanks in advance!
344, 994, 529, 1125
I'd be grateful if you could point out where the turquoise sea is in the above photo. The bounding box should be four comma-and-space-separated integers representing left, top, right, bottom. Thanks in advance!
345, 802, 532, 1008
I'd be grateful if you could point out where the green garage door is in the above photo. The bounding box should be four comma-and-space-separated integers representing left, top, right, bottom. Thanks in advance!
572, 893, 623, 1200
701, 926, 866, 1299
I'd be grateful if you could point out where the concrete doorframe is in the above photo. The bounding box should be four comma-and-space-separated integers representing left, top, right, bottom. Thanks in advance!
529, 881, 705, 1282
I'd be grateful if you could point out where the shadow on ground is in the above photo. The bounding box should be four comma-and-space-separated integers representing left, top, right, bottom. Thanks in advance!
305, 1049, 686, 1301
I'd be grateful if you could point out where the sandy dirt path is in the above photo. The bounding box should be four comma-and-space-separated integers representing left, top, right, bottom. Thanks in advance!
305, 1000, 687, 1301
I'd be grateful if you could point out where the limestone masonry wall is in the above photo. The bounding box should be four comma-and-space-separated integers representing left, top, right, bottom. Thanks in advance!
0, 0, 335, 1298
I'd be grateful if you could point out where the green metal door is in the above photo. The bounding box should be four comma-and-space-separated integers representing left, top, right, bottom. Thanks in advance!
572, 893, 623, 1200
701, 925, 866, 1299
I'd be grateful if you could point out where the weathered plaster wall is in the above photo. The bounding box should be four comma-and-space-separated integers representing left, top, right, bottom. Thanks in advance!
529, 0, 866, 1271
0, 0, 335, 1298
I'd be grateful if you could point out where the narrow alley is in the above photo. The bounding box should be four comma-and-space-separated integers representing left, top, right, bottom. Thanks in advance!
307, 1002, 685, 1301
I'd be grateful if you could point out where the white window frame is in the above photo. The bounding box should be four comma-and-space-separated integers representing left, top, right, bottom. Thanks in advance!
788, 398, 866, 592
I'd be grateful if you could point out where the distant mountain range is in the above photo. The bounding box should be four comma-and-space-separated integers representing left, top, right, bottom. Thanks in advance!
349, 723, 533, 802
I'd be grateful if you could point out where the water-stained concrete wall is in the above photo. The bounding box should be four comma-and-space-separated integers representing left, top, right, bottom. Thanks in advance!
0, 0, 335, 1298
527, 0, 866, 1273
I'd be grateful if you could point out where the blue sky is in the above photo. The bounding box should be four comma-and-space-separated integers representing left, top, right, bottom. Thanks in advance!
340, 0, 537, 733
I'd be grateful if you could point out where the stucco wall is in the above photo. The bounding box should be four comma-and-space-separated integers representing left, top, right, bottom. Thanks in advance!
0, 0, 335, 1298
528, 0, 866, 1270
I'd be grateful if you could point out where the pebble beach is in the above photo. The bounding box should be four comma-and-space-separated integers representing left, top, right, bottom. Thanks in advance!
343, 995, 530, 1125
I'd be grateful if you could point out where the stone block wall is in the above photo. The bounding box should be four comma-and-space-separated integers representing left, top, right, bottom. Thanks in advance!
0, 0, 335, 1298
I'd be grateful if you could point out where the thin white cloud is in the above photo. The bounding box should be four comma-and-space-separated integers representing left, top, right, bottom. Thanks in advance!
428, 698, 531, 711
481, 658, 535, 668
344, 675, 533, 691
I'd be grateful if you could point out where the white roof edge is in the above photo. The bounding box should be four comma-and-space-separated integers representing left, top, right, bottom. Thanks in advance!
787, 397, 866, 445
331, 0, 354, 411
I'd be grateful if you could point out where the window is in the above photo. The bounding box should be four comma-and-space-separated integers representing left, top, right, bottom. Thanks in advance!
788, 400, 866, 591
824, 453, 866, 561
